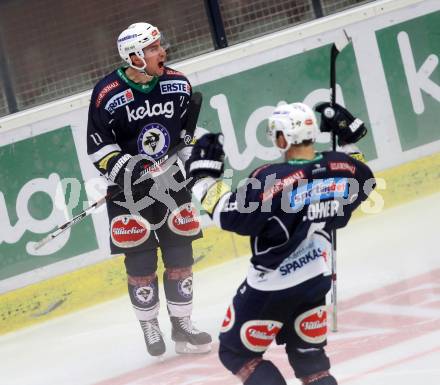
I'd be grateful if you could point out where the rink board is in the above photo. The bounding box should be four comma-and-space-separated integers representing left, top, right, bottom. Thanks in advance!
1, 0, 440, 334
1, 151, 439, 334
0, 227, 249, 334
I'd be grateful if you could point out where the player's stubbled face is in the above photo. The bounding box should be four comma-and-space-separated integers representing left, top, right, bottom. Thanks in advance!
144, 41, 167, 76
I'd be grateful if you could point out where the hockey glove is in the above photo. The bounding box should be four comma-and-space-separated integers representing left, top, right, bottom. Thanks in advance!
315, 102, 367, 146
107, 153, 155, 199
186, 133, 225, 181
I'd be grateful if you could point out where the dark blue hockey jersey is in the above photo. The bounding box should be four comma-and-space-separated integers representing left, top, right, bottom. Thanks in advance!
87, 66, 191, 181
195, 151, 375, 290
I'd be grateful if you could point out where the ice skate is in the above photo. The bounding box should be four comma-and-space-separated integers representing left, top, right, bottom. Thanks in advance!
139, 318, 166, 358
170, 316, 212, 354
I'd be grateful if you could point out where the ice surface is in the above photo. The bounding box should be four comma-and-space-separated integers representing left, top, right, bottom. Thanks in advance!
1, 193, 439, 385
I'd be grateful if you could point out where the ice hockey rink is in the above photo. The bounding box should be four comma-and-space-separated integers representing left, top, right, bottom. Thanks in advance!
1, 192, 439, 385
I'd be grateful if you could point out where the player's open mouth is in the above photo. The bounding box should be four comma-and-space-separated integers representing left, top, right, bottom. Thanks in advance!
158, 61, 164, 69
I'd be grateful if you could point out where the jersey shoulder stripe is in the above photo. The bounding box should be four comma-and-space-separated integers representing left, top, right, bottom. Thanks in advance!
93, 71, 123, 108
164, 67, 185, 77
250, 164, 272, 178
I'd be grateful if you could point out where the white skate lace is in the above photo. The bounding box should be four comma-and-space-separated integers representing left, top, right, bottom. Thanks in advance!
141, 319, 163, 344
179, 316, 201, 335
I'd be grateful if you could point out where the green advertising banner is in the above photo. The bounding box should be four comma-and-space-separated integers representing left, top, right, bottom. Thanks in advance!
377, 11, 440, 151
1, 3, 439, 287
0, 126, 98, 280
195, 43, 376, 185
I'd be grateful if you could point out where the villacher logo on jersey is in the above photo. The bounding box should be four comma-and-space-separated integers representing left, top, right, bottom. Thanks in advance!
167, 203, 201, 236
126, 100, 174, 121
110, 215, 150, 248
294, 306, 328, 344
240, 320, 283, 352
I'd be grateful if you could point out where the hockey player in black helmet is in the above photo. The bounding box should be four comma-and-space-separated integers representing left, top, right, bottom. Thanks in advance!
186, 102, 375, 384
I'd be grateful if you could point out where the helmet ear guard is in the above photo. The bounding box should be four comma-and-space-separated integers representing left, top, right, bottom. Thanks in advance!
267, 103, 318, 152
117, 22, 162, 71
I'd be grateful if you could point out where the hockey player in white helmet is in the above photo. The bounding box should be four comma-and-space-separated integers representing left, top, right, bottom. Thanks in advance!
117, 22, 167, 76
267, 102, 319, 150
87, 22, 211, 359
185, 102, 375, 384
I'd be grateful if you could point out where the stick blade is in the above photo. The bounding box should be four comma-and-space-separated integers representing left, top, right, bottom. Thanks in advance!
334, 29, 351, 52
32, 232, 56, 251
33, 239, 47, 251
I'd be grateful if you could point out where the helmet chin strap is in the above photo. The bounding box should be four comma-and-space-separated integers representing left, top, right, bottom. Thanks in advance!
128, 55, 145, 71
129, 56, 147, 71
129, 56, 155, 78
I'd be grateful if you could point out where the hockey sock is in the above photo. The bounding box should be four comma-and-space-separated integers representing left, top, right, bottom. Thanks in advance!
300, 371, 337, 385
237, 358, 287, 385
288, 347, 331, 379
163, 267, 193, 317
127, 273, 159, 320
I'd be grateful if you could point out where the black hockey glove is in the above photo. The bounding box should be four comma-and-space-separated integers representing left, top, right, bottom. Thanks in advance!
107, 154, 155, 199
315, 102, 367, 146
186, 133, 225, 182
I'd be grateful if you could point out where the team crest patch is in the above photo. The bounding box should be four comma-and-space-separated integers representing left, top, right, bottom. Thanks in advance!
240, 320, 283, 352
294, 306, 328, 344
110, 215, 150, 248
137, 123, 170, 159
167, 203, 201, 236
220, 303, 235, 333
134, 285, 155, 305
178, 276, 193, 298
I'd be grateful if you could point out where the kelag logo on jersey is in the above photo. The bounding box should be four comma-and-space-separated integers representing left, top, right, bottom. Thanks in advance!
127, 100, 174, 121
104, 89, 134, 114
159, 80, 190, 96
137, 123, 170, 159
290, 177, 349, 209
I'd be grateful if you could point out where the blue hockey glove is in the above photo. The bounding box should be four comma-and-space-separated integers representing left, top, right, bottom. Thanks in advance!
315, 102, 367, 146
186, 133, 225, 181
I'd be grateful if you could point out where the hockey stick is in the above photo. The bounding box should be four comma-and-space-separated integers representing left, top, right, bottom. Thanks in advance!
33, 91, 203, 251
329, 30, 351, 332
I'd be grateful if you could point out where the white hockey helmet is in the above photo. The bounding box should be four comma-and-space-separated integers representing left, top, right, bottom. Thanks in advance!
267, 102, 318, 151
117, 22, 161, 71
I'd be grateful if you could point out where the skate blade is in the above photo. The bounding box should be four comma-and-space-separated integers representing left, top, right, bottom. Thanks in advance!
148, 352, 166, 361
156, 354, 165, 362
175, 341, 212, 354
